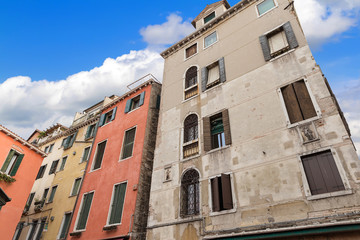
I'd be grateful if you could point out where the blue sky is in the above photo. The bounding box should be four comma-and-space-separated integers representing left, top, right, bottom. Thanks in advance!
0, 0, 359, 154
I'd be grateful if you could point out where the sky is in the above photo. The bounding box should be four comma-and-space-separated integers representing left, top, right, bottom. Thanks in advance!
0, 0, 359, 155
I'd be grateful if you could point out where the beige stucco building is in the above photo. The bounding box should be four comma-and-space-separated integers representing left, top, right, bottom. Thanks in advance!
147, 0, 360, 239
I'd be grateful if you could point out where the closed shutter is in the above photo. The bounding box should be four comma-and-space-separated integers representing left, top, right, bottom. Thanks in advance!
281, 84, 303, 124
9, 154, 24, 176
211, 177, 221, 212
68, 131, 78, 149
201, 67, 208, 92
1, 149, 15, 172
48, 186, 57, 202
77, 192, 94, 230
222, 109, 232, 146
259, 35, 271, 61
156, 95, 161, 110
109, 183, 127, 224
318, 151, 345, 192
40, 165, 46, 178
85, 125, 92, 139
203, 117, 211, 152
139, 92, 145, 106
110, 107, 117, 122
221, 174, 233, 210
219, 57, 226, 83
72, 178, 81, 196
293, 81, 317, 120
59, 213, 71, 239
99, 113, 106, 127
124, 99, 132, 113
283, 21, 298, 50
93, 141, 106, 170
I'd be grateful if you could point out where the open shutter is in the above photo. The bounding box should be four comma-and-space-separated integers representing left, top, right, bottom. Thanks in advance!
68, 131, 78, 148
99, 113, 106, 127
1, 149, 15, 172
281, 84, 303, 124
219, 57, 226, 83
211, 177, 221, 212
85, 125, 92, 139
93, 141, 106, 170
259, 35, 271, 61
9, 154, 24, 176
124, 99, 132, 113
221, 174, 233, 210
139, 92, 145, 106
110, 107, 117, 121
293, 81, 317, 120
283, 21, 298, 50
203, 116, 211, 152
222, 109, 232, 146
201, 67, 208, 92
63, 136, 70, 149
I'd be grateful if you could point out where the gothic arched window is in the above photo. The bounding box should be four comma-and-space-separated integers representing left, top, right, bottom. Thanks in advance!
184, 67, 198, 99
181, 169, 200, 217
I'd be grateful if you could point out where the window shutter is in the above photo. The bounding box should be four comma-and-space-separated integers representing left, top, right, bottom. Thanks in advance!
63, 136, 70, 149
281, 84, 303, 124
36, 166, 42, 179
222, 109, 232, 146
139, 92, 145, 106
211, 177, 221, 212
203, 117, 211, 152
77, 192, 93, 230
124, 99, 132, 113
110, 183, 126, 224
99, 113, 106, 127
283, 21, 298, 50
221, 174, 233, 210
293, 81, 317, 120
259, 35, 271, 61
219, 57, 226, 83
318, 151, 345, 192
110, 107, 117, 121
156, 95, 161, 110
85, 125, 92, 139
201, 67, 208, 92
60, 213, 71, 239
68, 131, 78, 148
93, 141, 106, 170
1, 149, 15, 172
40, 165, 47, 178
9, 154, 24, 176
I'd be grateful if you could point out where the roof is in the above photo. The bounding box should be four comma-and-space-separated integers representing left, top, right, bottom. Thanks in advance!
191, 0, 231, 27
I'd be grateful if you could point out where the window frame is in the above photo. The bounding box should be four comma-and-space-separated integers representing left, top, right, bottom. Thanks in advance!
70, 178, 82, 197
181, 113, 201, 160
180, 168, 201, 218
184, 43, 198, 60
120, 127, 137, 160
183, 66, 199, 101
204, 31, 218, 49
203, 11, 216, 24
256, 0, 277, 17
1, 149, 24, 176
47, 185, 58, 203
90, 139, 107, 171
24, 192, 35, 212
48, 143, 55, 153
73, 191, 95, 232
201, 57, 226, 92
57, 212, 72, 239
49, 160, 59, 175
63, 131, 78, 150
36, 164, 47, 180
124, 92, 145, 114
85, 124, 96, 140
80, 146, 91, 163
105, 181, 127, 226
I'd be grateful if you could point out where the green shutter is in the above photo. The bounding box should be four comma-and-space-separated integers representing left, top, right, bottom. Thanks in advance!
68, 131, 78, 148
48, 186, 57, 202
99, 113, 106, 127
124, 99, 132, 113
60, 213, 71, 238
77, 192, 93, 230
109, 183, 126, 224
110, 107, 117, 121
9, 154, 24, 176
85, 125, 92, 139
139, 92, 145, 106
1, 150, 15, 172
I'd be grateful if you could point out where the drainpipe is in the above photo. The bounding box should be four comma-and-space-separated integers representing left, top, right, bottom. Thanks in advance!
128, 213, 134, 238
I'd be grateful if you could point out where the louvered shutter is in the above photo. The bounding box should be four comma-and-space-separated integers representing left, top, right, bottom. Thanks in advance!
93, 141, 106, 170
68, 131, 78, 148
219, 57, 226, 83
211, 177, 221, 211
139, 92, 145, 106
283, 21, 298, 50
293, 81, 317, 120
9, 154, 24, 176
259, 35, 271, 61
1, 149, 15, 172
124, 99, 132, 113
85, 125, 92, 139
221, 174, 233, 210
201, 67, 208, 92
203, 117, 211, 152
281, 84, 303, 124
77, 192, 93, 230
110, 107, 117, 122
110, 183, 127, 224
222, 109, 232, 146
99, 113, 106, 127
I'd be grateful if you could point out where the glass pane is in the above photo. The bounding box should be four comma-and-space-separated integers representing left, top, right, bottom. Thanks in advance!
257, 0, 275, 15
82, 147, 90, 162
204, 12, 215, 24
204, 32, 217, 48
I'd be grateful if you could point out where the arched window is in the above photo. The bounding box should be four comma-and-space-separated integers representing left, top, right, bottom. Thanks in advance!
184, 67, 198, 99
181, 169, 200, 217
184, 114, 198, 143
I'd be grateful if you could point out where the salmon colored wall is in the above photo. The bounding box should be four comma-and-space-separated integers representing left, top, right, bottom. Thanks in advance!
0, 132, 44, 240
69, 84, 153, 239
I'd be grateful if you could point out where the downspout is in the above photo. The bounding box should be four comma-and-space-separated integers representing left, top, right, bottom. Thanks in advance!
128, 213, 134, 237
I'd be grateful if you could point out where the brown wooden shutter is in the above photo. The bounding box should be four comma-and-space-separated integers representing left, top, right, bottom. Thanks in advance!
222, 109, 232, 146
211, 177, 221, 212
318, 151, 345, 192
221, 174, 233, 210
281, 84, 303, 123
203, 116, 211, 152
293, 80, 317, 120
302, 154, 327, 195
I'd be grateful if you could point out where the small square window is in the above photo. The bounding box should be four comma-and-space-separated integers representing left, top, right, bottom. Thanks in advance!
204, 11, 215, 24
125, 92, 145, 113
185, 43, 197, 59
257, 0, 276, 16
130, 95, 140, 111
85, 124, 96, 139
99, 107, 117, 127
204, 31, 217, 48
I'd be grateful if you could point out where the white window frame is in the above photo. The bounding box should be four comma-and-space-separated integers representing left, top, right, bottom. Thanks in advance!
73, 191, 95, 232
256, 0, 278, 17
90, 139, 108, 172
70, 177, 82, 197
120, 126, 137, 161
204, 31, 218, 49
105, 180, 128, 227
80, 146, 91, 163
57, 211, 72, 239
3, 150, 21, 175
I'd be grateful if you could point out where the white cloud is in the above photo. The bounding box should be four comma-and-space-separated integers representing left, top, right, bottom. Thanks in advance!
140, 13, 194, 47
294, 0, 360, 47
0, 49, 163, 139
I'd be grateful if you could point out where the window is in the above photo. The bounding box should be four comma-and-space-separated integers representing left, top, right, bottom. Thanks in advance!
13, 222, 24, 240
48, 186, 57, 203
81, 147, 91, 163
63, 131, 78, 150
210, 174, 233, 212
1, 149, 24, 176
124, 92, 145, 113
257, 0, 276, 16
185, 43, 197, 59
184, 66, 198, 99
201, 57, 226, 92
58, 213, 71, 239
301, 150, 345, 196
259, 21, 298, 60
183, 114, 199, 158
85, 124, 96, 139
122, 128, 136, 159
35, 165, 47, 180
27, 219, 38, 240
41, 188, 49, 208
48, 144, 54, 153
61, 138, 67, 147
49, 160, 59, 174
34, 218, 47, 240
203, 109, 232, 151
24, 193, 35, 212
108, 182, 127, 225
71, 178, 82, 196
58, 156, 67, 171
99, 107, 117, 127
280, 80, 317, 124
75, 192, 94, 231
204, 11, 215, 24
181, 169, 200, 217
92, 141, 107, 170
204, 31, 217, 48
44, 146, 49, 153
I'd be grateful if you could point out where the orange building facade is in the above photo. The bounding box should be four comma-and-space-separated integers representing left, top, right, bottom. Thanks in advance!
68, 78, 161, 240
0, 125, 45, 240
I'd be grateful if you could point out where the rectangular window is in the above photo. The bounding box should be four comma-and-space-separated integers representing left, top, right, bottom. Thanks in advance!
58, 213, 72, 239
24, 192, 35, 212
75, 192, 94, 231
44, 146, 49, 153
281, 80, 317, 124
203, 109, 232, 152
301, 150, 345, 195
49, 160, 59, 174
210, 174, 233, 212
185, 43, 197, 59
204, 31, 217, 48
41, 188, 49, 207
48, 144, 54, 153
98, 107, 117, 126
85, 124, 96, 139
1, 149, 24, 176
71, 178, 82, 196
58, 156, 67, 171
92, 141, 107, 170
35, 218, 46, 240
61, 138, 67, 147
204, 11, 215, 24
108, 182, 127, 225
122, 128, 136, 159
35, 165, 47, 180
63, 131, 78, 150
27, 219, 38, 240
48, 186, 57, 203
81, 147, 91, 163
124, 92, 145, 113
201, 57, 226, 92
257, 0, 276, 16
